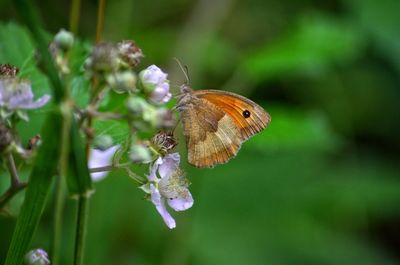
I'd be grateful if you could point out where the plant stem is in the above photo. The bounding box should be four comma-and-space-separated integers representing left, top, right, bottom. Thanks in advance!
89, 165, 114, 173
6, 153, 19, 186
0, 183, 27, 209
51, 175, 65, 265
69, 0, 81, 34
95, 0, 106, 43
51, 98, 72, 264
0, 153, 27, 209
74, 196, 89, 265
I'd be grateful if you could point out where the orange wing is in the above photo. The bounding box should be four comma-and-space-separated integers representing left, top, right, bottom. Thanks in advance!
193, 90, 271, 141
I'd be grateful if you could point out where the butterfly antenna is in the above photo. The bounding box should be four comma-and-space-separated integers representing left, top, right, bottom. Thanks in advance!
173, 57, 190, 85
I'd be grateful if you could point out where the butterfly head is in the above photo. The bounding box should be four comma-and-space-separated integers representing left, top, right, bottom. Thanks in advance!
180, 83, 192, 94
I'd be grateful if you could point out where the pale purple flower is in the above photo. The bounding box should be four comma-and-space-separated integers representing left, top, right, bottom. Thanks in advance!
139, 65, 171, 104
0, 78, 50, 110
146, 153, 193, 229
24, 248, 50, 265
88, 145, 120, 182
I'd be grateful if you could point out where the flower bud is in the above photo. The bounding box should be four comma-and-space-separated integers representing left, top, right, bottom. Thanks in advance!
24, 249, 50, 265
93, 135, 113, 150
85, 42, 119, 73
155, 108, 176, 129
106, 70, 137, 93
138, 65, 171, 104
54, 29, 74, 51
130, 143, 152, 163
118, 40, 144, 68
149, 84, 172, 105
126, 97, 148, 117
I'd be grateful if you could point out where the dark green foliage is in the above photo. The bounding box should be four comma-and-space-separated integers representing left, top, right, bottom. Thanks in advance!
66, 119, 93, 197
5, 112, 62, 265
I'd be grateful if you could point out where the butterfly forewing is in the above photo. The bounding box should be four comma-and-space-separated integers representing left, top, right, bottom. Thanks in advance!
194, 90, 271, 140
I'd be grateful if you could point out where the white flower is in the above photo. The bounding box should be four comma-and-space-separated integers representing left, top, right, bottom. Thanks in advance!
145, 153, 193, 229
88, 145, 120, 182
139, 65, 171, 104
0, 78, 50, 110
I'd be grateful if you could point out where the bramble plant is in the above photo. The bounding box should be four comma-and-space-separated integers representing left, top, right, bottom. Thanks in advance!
1, 5, 192, 264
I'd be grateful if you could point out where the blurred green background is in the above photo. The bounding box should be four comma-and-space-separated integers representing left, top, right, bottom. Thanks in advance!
1, 0, 400, 264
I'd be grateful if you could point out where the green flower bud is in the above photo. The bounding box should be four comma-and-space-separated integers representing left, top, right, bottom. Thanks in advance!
93, 135, 113, 150
130, 143, 152, 163
126, 97, 148, 117
54, 29, 74, 51
106, 71, 137, 93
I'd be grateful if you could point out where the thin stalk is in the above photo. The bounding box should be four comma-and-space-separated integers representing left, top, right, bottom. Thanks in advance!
6, 153, 20, 186
95, 0, 106, 43
69, 0, 81, 34
0, 154, 27, 208
0, 183, 27, 209
51, 175, 65, 265
74, 196, 89, 265
89, 165, 114, 173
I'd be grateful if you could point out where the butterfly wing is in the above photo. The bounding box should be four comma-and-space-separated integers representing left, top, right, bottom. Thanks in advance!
193, 90, 271, 141
179, 97, 242, 168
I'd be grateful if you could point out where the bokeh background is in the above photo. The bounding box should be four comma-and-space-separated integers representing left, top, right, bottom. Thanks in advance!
1, 0, 400, 264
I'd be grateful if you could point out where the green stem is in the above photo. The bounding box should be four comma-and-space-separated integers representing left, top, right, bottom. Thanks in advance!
69, 0, 81, 34
51, 175, 65, 265
74, 196, 89, 265
95, 0, 106, 43
50, 98, 72, 264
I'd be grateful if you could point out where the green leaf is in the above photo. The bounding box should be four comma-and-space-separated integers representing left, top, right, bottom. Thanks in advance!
5, 112, 62, 265
66, 119, 93, 197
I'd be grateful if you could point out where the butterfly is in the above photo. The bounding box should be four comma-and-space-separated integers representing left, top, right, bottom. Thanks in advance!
176, 85, 271, 168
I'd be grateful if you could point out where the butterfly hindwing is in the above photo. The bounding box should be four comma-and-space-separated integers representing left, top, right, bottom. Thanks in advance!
180, 98, 241, 167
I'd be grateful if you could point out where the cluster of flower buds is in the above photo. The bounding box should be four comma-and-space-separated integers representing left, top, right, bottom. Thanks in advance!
80, 38, 193, 228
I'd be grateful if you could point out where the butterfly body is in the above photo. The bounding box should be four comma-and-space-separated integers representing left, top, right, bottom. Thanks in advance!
176, 85, 271, 168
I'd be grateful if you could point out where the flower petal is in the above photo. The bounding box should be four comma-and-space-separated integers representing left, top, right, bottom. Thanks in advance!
147, 156, 163, 182
150, 184, 176, 229
16, 94, 51, 110
89, 145, 120, 181
167, 191, 194, 211
158, 153, 180, 179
